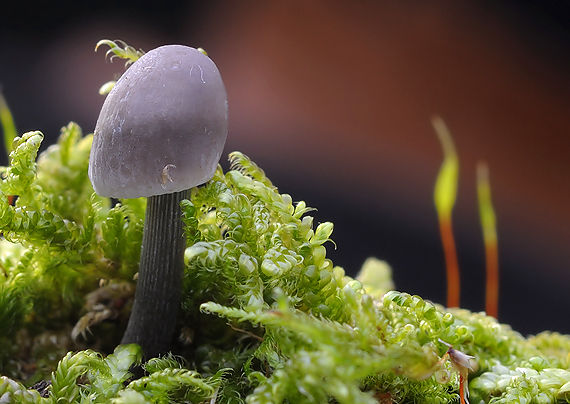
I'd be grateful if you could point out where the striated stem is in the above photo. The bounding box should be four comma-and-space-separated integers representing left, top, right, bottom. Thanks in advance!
121, 189, 188, 359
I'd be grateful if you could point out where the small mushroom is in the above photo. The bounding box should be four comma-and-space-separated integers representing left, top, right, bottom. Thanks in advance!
89, 44, 228, 359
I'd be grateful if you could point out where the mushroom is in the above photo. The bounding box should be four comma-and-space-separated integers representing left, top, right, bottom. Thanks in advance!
88, 44, 228, 359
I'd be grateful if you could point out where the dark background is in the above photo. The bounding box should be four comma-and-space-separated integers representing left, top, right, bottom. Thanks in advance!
1, 1, 570, 336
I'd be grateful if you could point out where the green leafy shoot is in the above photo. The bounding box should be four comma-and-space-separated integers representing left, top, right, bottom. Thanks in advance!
95, 39, 145, 94
95, 39, 145, 67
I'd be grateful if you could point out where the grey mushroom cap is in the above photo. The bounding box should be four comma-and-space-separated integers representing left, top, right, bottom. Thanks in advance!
89, 44, 228, 199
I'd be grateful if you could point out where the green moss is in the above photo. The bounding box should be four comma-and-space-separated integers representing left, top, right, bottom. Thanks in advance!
0, 40, 570, 404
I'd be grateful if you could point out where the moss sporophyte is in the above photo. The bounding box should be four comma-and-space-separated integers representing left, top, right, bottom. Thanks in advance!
0, 40, 568, 404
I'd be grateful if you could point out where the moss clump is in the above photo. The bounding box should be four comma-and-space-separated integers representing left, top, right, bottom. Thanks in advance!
0, 126, 569, 403
1, 40, 570, 403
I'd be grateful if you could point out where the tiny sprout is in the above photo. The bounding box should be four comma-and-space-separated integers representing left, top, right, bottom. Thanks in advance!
98, 81, 116, 95
446, 346, 475, 373
95, 39, 145, 67
438, 339, 475, 404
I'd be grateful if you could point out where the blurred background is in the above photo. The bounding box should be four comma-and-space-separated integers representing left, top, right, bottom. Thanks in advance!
1, 1, 569, 335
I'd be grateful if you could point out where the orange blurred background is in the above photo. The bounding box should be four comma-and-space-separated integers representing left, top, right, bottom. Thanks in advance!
1, 1, 570, 335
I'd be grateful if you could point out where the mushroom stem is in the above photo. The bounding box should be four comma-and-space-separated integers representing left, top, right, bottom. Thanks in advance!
121, 189, 188, 359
